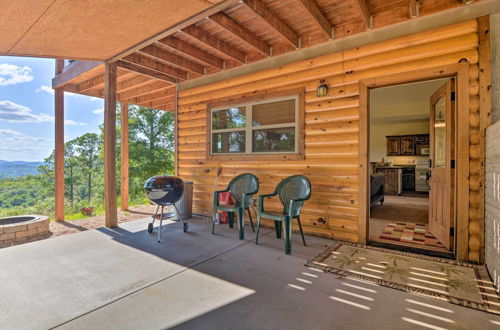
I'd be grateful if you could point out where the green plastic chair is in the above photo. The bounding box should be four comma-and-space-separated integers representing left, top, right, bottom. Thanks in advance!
256, 175, 311, 255
212, 173, 259, 239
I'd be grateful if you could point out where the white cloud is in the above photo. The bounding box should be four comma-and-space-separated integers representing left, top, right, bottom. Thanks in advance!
92, 108, 104, 115
37, 85, 101, 101
0, 100, 86, 126
0, 64, 34, 86
0, 130, 52, 161
36, 85, 54, 95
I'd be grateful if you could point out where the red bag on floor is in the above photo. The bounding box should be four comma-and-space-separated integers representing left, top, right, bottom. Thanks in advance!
217, 192, 234, 224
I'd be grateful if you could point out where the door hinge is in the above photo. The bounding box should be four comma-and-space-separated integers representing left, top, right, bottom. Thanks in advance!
451, 159, 455, 169
450, 227, 455, 236
451, 92, 456, 101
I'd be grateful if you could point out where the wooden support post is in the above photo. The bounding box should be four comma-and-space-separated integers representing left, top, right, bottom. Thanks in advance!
104, 63, 118, 227
120, 101, 129, 211
54, 59, 65, 222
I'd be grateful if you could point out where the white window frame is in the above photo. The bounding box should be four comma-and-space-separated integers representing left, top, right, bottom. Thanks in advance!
210, 95, 299, 155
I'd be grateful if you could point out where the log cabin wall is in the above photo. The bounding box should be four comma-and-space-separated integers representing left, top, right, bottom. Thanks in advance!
176, 19, 487, 262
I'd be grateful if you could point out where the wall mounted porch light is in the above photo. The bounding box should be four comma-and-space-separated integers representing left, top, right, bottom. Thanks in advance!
317, 79, 328, 97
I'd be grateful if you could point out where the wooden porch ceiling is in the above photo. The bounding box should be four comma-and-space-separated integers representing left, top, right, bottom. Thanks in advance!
53, 0, 483, 112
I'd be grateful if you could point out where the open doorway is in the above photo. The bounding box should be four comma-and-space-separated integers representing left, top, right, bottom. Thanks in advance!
367, 78, 456, 257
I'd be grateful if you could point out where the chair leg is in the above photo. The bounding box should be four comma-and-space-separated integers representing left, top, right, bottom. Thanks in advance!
284, 216, 292, 255
212, 210, 217, 235
247, 208, 255, 232
228, 212, 234, 228
255, 215, 261, 245
297, 215, 307, 246
237, 208, 245, 240
274, 220, 282, 239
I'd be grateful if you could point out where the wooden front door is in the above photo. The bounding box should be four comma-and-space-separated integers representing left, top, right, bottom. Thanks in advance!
428, 80, 455, 250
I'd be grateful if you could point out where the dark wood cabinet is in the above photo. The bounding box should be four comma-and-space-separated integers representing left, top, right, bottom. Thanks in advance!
386, 137, 401, 156
386, 134, 429, 156
400, 136, 415, 155
376, 168, 402, 195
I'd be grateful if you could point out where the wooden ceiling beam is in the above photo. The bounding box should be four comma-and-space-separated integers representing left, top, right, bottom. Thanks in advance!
352, 0, 372, 29
117, 60, 177, 84
118, 81, 174, 100
209, 12, 271, 57
117, 75, 155, 93
142, 99, 175, 109
139, 44, 206, 75
181, 25, 246, 64
293, 0, 332, 39
77, 75, 104, 92
125, 88, 175, 104
157, 37, 225, 70
242, 0, 299, 49
122, 53, 188, 80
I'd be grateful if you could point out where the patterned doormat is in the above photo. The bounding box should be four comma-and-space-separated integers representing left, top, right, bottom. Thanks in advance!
380, 222, 445, 249
306, 243, 500, 315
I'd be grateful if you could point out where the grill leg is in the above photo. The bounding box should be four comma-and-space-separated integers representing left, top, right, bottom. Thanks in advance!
157, 205, 164, 243
172, 204, 183, 224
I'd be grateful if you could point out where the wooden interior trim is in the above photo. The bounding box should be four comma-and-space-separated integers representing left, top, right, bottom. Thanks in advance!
206, 88, 305, 161
242, 0, 300, 48
359, 63, 470, 261
477, 15, 492, 263
293, 0, 332, 39
210, 12, 271, 56
358, 81, 369, 244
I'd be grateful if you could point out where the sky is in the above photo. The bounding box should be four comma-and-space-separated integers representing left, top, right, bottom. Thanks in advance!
0, 56, 104, 162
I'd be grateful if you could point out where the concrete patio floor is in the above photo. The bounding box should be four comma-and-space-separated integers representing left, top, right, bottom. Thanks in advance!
1, 216, 499, 330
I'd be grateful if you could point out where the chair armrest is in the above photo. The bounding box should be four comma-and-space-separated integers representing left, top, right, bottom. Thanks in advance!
213, 189, 229, 208
258, 192, 277, 212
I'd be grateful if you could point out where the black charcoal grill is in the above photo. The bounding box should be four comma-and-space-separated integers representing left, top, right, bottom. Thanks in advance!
144, 175, 188, 242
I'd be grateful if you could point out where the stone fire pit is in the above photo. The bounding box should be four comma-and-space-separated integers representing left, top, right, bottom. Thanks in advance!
0, 215, 50, 248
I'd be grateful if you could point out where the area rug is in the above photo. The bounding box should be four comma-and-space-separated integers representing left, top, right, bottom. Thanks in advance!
380, 222, 445, 249
306, 243, 500, 315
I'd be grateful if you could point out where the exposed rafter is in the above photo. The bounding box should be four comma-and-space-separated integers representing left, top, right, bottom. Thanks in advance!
117, 60, 178, 84
126, 88, 175, 104
116, 75, 154, 92
242, 0, 299, 49
122, 53, 187, 80
293, 0, 332, 39
77, 75, 104, 92
352, 0, 372, 29
181, 25, 247, 64
157, 37, 225, 70
139, 45, 206, 75
209, 12, 271, 57
118, 80, 173, 100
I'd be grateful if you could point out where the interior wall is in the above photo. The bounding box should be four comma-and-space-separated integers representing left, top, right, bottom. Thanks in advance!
176, 20, 485, 261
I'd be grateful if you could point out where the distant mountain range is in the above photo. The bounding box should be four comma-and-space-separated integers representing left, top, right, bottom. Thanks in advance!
0, 160, 43, 178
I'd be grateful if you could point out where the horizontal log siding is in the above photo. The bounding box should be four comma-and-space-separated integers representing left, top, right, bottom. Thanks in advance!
177, 20, 482, 250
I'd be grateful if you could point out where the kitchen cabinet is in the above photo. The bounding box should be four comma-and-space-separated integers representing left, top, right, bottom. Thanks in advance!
376, 167, 402, 195
386, 137, 401, 156
386, 134, 429, 156
400, 136, 415, 155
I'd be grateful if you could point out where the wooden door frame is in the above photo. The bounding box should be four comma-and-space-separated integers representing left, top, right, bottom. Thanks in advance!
358, 63, 470, 261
